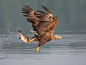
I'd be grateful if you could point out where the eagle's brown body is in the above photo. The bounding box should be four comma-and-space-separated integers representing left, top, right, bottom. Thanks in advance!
20, 5, 62, 52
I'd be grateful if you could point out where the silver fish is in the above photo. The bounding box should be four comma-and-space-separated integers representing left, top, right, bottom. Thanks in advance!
18, 30, 31, 44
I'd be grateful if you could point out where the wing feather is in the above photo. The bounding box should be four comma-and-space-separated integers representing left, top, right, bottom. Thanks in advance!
36, 5, 54, 22
42, 5, 52, 14
37, 10, 47, 15
45, 17, 59, 31
21, 5, 38, 19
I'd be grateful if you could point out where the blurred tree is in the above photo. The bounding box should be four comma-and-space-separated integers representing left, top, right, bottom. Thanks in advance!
0, 0, 86, 33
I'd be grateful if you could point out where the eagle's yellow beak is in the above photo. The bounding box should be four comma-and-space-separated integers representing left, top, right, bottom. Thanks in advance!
59, 36, 62, 39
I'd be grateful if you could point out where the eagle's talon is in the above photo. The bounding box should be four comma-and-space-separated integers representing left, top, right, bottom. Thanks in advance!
35, 47, 39, 52
28, 39, 32, 44
27, 41, 30, 44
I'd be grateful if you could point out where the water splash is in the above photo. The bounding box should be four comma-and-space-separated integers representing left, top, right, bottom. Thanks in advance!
0, 27, 22, 52
0, 27, 21, 44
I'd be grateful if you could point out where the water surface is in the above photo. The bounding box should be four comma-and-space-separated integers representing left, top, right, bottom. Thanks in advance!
0, 33, 86, 65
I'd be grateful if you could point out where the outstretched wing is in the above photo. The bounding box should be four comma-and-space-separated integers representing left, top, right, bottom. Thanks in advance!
21, 5, 43, 21
21, 5, 37, 18
37, 6, 59, 32
21, 5, 42, 31
21, 5, 59, 36
37, 5, 54, 22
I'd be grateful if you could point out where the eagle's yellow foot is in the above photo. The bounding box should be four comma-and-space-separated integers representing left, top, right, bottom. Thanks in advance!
27, 39, 32, 44
35, 47, 39, 52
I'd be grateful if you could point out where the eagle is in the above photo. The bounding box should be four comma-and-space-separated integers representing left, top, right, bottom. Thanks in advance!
19, 5, 62, 52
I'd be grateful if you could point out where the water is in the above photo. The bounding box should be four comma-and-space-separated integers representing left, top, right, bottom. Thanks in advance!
0, 30, 86, 65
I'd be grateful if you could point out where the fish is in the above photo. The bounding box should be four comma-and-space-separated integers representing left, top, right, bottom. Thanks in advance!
18, 30, 32, 44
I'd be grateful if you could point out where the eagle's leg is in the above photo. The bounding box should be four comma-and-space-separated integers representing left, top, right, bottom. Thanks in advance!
30, 30, 40, 36
35, 37, 47, 52
36, 47, 40, 52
